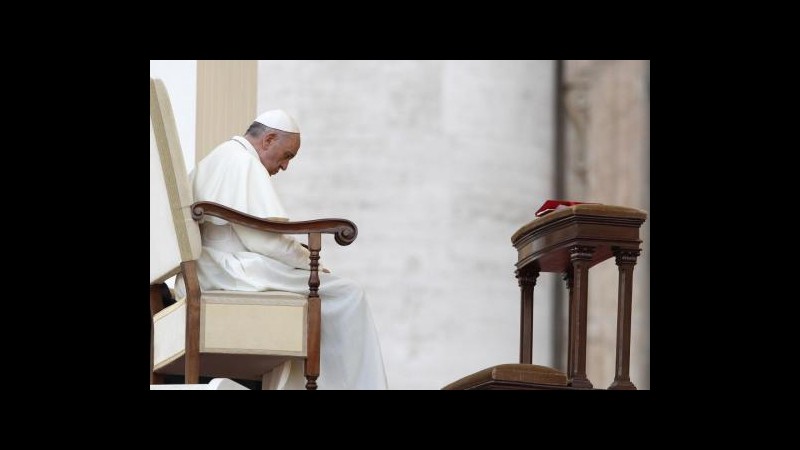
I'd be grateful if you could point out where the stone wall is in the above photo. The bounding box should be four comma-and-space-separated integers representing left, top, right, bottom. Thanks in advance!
258, 60, 557, 389
562, 60, 650, 389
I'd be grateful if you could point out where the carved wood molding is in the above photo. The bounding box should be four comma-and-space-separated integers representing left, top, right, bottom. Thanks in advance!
510, 206, 647, 247
614, 248, 641, 265
569, 245, 595, 261
515, 268, 539, 287
192, 201, 357, 246
307, 233, 321, 298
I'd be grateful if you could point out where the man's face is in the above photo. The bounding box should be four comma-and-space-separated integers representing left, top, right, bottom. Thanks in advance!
260, 133, 301, 176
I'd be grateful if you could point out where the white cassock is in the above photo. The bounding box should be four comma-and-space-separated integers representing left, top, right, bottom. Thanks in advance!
175, 136, 387, 390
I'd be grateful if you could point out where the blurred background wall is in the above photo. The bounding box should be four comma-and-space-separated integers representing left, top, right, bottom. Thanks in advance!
149, 60, 649, 390
258, 60, 556, 389
149, 60, 196, 172
560, 60, 650, 389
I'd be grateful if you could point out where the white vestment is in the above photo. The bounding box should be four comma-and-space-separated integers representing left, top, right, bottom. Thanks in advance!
176, 136, 387, 390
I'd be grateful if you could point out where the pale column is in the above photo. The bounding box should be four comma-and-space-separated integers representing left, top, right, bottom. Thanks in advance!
563, 60, 650, 389
195, 60, 258, 163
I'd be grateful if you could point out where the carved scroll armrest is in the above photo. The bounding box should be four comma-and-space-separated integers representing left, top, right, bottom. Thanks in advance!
191, 201, 357, 246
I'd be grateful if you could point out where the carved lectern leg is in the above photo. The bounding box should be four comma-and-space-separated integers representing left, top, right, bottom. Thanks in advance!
609, 248, 641, 390
563, 270, 574, 381
305, 233, 322, 390
516, 268, 540, 364
182, 261, 201, 384
569, 246, 594, 389
150, 284, 165, 385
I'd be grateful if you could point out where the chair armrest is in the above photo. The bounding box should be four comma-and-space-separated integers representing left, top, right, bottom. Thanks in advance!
191, 201, 357, 246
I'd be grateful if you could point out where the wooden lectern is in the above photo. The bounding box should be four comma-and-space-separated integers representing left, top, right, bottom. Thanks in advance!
443, 204, 647, 390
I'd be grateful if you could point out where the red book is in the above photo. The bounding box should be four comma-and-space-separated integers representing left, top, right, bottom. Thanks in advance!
535, 200, 599, 217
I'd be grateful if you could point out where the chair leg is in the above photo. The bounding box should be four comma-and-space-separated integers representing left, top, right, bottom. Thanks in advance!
305, 233, 321, 390
150, 284, 166, 385
305, 361, 318, 390
181, 262, 202, 384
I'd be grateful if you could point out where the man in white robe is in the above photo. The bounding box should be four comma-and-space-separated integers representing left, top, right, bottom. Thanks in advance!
176, 110, 387, 390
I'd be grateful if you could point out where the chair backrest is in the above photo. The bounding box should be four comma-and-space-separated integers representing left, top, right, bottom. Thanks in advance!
149, 78, 202, 284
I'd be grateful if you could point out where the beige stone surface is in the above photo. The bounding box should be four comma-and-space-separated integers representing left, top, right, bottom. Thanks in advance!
563, 60, 650, 389
258, 60, 557, 389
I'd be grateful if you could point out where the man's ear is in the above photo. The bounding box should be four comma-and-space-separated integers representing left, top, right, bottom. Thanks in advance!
263, 132, 278, 147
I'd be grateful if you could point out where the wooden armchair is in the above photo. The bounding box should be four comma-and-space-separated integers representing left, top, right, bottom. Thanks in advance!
149, 77, 357, 389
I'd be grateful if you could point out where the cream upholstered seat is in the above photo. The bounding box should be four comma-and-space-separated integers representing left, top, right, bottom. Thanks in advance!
151, 290, 309, 383
149, 77, 357, 389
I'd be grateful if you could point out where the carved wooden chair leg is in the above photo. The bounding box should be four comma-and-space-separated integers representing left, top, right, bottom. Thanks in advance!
305, 362, 318, 390
304, 304, 321, 389
305, 233, 322, 390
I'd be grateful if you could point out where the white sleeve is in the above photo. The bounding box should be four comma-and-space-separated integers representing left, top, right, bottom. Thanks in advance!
231, 224, 312, 270
193, 143, 328, 271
